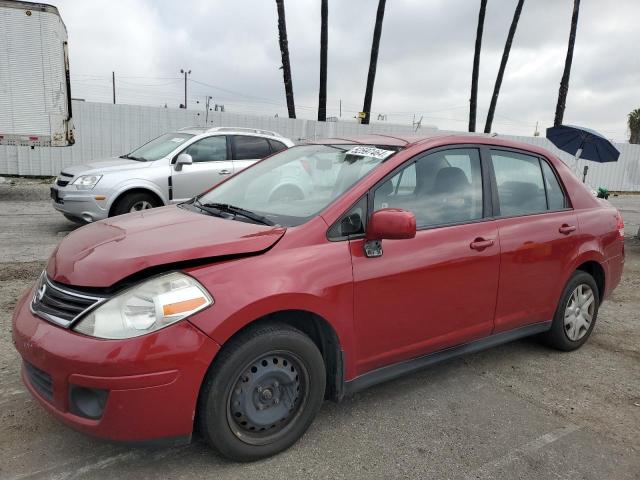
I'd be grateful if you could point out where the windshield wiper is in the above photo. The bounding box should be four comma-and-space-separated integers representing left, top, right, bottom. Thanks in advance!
119, 153, 145, 161
194, 200, 275, 226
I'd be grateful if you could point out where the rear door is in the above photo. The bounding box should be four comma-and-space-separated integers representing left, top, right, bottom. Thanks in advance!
171, 135, 232, 201
489, 148, 580, 333
350, 147, 501, 375
231, 135, 274, 172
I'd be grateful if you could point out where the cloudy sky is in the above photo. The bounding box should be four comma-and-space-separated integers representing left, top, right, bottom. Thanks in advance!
55, 0, 639, 141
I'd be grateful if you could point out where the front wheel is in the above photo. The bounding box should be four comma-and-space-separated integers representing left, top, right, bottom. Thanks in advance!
197, 323, 326, 461
541, 271, 600, 351
111, 192, 160, 216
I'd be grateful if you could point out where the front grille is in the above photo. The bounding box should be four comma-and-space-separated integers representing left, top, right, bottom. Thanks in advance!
56, 172, 73, 187
24, 361, 54, 402
31, 273, 107, 328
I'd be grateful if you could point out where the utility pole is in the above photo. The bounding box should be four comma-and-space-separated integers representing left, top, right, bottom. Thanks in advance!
339, 99, 342, 118
180, 68, 191, 108
112, 71, 116, 104
204, 96, 212, 124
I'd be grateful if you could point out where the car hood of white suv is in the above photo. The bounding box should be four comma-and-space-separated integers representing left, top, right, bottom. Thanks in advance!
61, 157, 153, 176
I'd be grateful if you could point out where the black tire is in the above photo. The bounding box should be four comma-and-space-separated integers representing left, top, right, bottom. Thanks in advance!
197, 323, 326, 461
111, 192, 160, 216
541, 271, 600, 351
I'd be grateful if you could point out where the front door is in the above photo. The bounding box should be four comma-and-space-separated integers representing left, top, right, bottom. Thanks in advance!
488, 149, 581, 333
172, 135, 233, 201
350, 147, 500, 375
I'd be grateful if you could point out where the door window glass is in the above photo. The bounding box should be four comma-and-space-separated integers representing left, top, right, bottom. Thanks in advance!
268, 139, 288, 153
373, 149, 483, 228
234, 136, 271, 160
541, 160, 566, 210
183, 136, 227, 163
491, 151, 547, 216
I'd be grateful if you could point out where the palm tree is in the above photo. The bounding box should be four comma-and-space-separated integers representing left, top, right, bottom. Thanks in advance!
484, 0, 525, 133
361, 0, 387, 125
629, 108, 640, 144
554, 0, 581, 126
276, 0, 296, 118
318, 0, 328, 121
469, 0, 487, 133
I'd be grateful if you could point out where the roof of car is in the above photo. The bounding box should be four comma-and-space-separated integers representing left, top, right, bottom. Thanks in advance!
305, 132, 555, 157
177, 126, 287, 138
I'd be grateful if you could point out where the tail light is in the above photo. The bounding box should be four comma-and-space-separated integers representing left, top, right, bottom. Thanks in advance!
615, 210, 624, 238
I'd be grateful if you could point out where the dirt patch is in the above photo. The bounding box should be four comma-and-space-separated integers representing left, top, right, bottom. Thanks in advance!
0, 261, 46, 282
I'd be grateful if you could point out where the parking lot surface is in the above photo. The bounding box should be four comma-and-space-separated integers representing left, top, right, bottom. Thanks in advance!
1, 179, 638, 479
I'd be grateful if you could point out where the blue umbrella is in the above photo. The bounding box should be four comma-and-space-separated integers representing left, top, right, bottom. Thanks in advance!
546, 125, 620, 163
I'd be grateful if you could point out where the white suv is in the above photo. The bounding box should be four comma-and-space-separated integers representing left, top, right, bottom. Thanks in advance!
50, 127, 295, 223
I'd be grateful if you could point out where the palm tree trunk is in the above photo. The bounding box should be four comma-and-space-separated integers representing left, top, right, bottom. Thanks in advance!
276, 0, 296, 119
469, 0, 487, 133
554, 0, 581, 126
318, 0, 328, 121
484, 0, 525, 134
361, 0, 386, 125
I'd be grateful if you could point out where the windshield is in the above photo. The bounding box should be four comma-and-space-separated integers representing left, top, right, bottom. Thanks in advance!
197, 144, 399, 226
125, 132, 194, 161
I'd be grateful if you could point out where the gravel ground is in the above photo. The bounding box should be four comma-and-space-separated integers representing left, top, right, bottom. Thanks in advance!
0, 179, 638, 480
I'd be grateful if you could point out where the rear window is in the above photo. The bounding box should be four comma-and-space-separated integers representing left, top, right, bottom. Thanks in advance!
490, 150, 566, 216
233, 136, 271, 160
269, 139, 288, 153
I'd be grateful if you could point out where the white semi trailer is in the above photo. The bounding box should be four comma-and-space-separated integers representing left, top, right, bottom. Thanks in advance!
0, 0, 74, 147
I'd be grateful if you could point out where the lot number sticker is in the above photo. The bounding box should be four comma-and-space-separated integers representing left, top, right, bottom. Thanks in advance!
345, 146, 395, 160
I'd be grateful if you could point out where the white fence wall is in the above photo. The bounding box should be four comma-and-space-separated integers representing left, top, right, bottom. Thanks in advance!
1, 100, 639, 191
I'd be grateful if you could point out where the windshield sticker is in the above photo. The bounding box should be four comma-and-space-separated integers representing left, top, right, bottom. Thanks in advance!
170, 137, 186, 143
345, 146, 395, 160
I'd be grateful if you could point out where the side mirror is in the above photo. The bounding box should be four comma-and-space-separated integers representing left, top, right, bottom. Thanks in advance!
174, 153, 193, 171
364, 208, 416, 257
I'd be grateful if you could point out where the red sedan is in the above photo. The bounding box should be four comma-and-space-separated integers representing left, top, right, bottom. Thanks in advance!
13, 134, 624, 460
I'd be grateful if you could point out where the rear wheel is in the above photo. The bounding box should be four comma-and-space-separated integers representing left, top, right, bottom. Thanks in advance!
112, 192, 160, 216
541, 271, 599, 351
198, 323, 325, 461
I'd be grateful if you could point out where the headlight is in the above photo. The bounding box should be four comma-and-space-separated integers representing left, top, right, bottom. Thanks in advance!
72, 174, 102, 190
73, 272, 213, 339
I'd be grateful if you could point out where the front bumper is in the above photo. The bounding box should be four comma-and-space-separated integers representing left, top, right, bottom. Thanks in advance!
12, 288, 220, 443
51, 185, 111, 222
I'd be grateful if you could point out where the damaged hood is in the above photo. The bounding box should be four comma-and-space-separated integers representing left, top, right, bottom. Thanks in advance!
47, 205, 286, 287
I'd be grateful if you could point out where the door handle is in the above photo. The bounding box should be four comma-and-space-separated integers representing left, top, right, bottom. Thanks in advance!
470, 237, 495, 251
558, 224, 576, 235
218, 169, 232, 175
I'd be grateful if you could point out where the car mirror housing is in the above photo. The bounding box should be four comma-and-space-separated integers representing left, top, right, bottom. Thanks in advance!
366, 208, 416, 241
174, 153, 193, 171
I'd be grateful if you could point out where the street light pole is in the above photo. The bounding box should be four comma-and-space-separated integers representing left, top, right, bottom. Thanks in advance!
180, 69, 191, 108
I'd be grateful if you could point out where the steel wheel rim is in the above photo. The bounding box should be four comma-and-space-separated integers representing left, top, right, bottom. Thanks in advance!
226, 351, 309, 446
130, 200, 153, 212
563, 284, 595, 341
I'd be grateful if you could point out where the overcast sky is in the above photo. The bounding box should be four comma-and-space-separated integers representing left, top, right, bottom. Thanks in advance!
55, 0, 639, 141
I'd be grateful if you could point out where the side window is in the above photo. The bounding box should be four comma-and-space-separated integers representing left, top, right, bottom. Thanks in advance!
541, 160, 567, 210
183, 136, 227, 163
268, 139, 288, 153
233, 136, 271, 160
491, 150, 547, 216
373, 148, 483, 228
